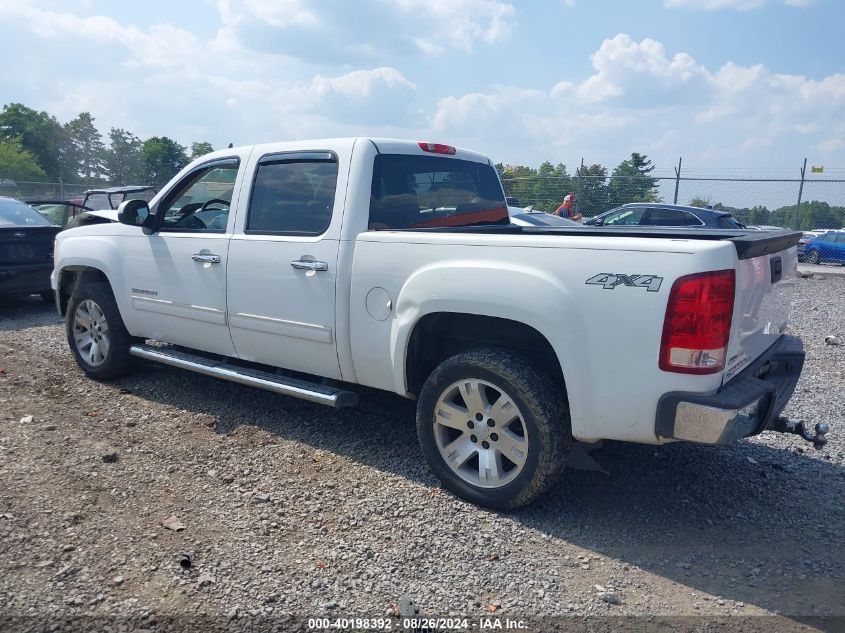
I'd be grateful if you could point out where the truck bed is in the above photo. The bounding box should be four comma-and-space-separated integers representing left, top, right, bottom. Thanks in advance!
383, 225, 803, 260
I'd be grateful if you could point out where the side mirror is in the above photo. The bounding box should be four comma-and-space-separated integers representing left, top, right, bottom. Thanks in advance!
591, 217, 604, 226
117, 199, 152, 229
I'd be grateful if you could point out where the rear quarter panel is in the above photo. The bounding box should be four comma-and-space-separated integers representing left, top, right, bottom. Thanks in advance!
350, 231, 739, 444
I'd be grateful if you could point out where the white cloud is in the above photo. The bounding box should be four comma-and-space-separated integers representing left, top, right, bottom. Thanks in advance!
430, 33, 845, 169
240, 0, 321, 27
310, 67, 416, 100
213, 0, 517, 61
393, 0, 516, 51
0, 2, 840, 181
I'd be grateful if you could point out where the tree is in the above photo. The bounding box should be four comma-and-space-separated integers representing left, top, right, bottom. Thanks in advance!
141, 136, 189, 183
689, 196, 712, 208
0, 137, 47, 181
608, 152, 659, 205
0, 103, 67, 180
574, 163, 610, 217
105, 128, 144, 185
191, 141, 214, 159
65, 112, 106, 182
497, 162, 571, 213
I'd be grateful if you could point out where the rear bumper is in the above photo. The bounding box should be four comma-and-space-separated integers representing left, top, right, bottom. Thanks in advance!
0, 263, 53, 295
655, 335, 804, 444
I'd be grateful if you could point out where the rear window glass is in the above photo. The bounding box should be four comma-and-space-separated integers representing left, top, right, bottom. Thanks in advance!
644, 208, 702, 227
369, 154, 507, 230
717, 216, 742, 229
0, 199, 53, 226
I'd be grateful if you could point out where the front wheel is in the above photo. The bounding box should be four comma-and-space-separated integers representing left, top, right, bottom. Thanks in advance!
66, 282, 138, 380
807, 250, 820, 264
416, 348, 571, 509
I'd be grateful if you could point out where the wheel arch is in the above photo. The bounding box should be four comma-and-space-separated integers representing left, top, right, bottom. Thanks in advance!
57, 265, 113, 316
404, 312, 568, 402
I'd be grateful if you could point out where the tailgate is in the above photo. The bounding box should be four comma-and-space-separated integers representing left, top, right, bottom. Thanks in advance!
724, 243, 798, 382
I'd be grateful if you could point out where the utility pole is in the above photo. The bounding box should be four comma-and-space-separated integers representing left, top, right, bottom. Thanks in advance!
794, 157, 807, 230
673, 157, 682, 205
576, 157, 584, 215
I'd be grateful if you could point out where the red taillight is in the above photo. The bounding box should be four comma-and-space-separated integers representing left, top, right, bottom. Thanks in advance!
659, 269, 735, 375
418, 141, 456, 155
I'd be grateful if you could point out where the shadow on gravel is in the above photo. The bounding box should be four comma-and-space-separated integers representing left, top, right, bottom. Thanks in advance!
0, 295, 61, 331
117, 362, 844, 621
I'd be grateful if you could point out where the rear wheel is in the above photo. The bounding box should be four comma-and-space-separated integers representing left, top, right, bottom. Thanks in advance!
807, 250, 820, 264
66, 282, 138, 379
416, 348, 571, 509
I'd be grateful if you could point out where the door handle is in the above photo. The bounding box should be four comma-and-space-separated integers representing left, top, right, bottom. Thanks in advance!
290, 259, 328, 272
192, 253, 221, 264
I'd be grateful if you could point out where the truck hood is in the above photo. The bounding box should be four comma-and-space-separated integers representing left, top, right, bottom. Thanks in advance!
85, 209, 120, 222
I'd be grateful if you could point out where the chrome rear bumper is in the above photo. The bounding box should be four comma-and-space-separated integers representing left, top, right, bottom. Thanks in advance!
655, 335, 804, 444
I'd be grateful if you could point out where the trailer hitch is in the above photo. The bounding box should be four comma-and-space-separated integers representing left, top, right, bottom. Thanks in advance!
771, 417, 829, 450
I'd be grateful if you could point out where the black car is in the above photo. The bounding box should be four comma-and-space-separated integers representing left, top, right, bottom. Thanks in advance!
0, 197, 61, 302
583, 203, 745, 229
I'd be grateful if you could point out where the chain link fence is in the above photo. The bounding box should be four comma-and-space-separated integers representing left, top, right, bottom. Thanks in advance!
3, 170, 845, 231
0, 179, 97, 202
502, 172, 845, 231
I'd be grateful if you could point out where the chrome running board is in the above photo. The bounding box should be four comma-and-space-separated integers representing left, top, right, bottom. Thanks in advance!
129, 344, 358, 408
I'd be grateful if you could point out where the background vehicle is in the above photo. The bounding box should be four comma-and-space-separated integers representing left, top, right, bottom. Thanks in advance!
0, 196, 61, 301
53, 138, 812, 509
508, 207, 580, 227
797, 231, 819, 260
802, 230, 845, 265
27, 200, 91, 226
584, 203, 744, 228
27, 186, 157, 228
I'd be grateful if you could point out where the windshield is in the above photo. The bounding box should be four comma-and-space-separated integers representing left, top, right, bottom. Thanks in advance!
0, 198, 54, 227
369, 154, 508, 230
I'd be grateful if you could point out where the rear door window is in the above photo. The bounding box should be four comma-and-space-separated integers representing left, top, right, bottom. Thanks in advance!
246, 154, 338, 235
369, 154, 507, 229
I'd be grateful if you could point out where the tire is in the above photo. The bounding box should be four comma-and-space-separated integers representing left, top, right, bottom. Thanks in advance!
66, 282, 138, 380
807, 250, 820, 265
416, 348, 572, 510
39, 290, 54, 304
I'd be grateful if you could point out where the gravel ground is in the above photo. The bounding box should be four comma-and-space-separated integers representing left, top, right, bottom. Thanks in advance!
0, 276, 843, 633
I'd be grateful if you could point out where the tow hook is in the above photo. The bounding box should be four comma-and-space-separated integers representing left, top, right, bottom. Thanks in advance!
772, 417, 829, 450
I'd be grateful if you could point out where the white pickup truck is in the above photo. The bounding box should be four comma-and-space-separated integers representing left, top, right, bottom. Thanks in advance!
51, 138, 825, 508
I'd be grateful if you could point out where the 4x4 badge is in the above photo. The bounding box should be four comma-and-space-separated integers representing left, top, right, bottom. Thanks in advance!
585, 273, 663, 292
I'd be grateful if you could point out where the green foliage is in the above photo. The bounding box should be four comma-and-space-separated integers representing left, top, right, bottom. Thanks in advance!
608, 153, 660, 205
65, 112, 107, 182
703, 201, 844, 229
142, 136, 189, 183
0, 137, 47, 181
769, 200, 845, 230
0, 103, 67, 180
499, 162, 571, 212
575, 163, 610, 217
688, 196, 712, 208
191, 141, 214, 159
105, 128, 144, 185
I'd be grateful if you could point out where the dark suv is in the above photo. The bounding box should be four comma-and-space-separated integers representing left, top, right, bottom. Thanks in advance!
584, 203, 744, 229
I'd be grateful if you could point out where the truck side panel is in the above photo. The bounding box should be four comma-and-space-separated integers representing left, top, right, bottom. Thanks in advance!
350, 232, 738, 444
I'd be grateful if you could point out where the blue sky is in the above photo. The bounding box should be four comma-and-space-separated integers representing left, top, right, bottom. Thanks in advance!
0, 0, 843, 176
